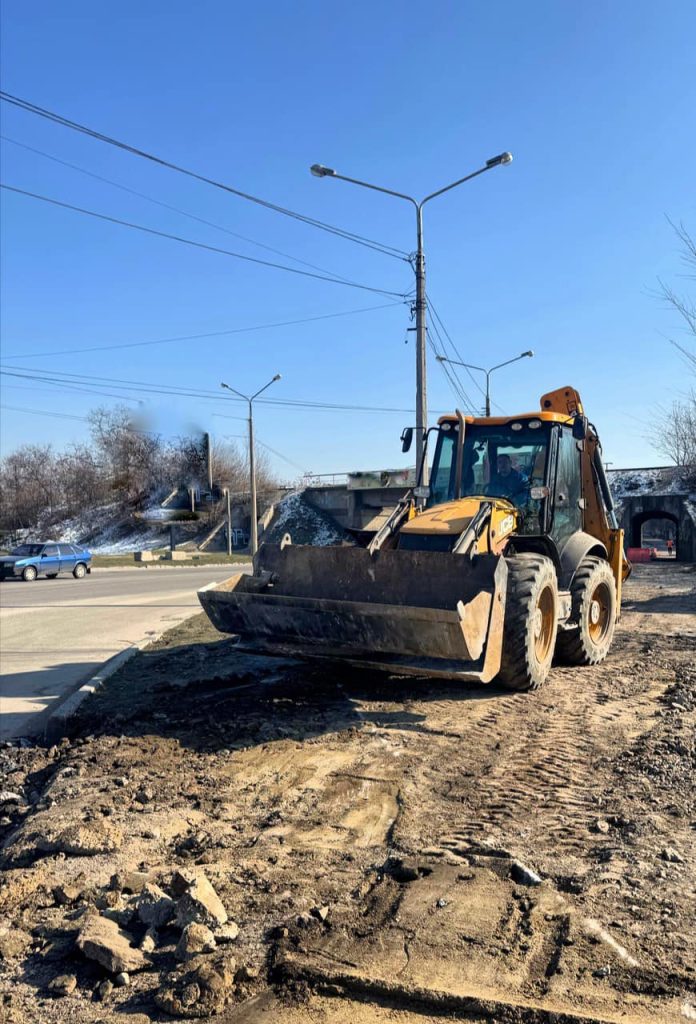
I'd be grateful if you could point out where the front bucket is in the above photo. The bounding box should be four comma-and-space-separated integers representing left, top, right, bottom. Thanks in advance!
198, 544, 507, 682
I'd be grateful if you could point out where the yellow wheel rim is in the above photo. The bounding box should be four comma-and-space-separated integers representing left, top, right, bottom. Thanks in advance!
588, 582, 611, 644
533, 584, 556, 662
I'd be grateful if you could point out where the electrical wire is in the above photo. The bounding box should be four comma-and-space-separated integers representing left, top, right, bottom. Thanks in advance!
1, 134, 360, 283
0, 403, 89, 422
426, 295, 506, 414
1, 367, 445, 415
1, 184, 407, 299
1, 301, 405, 361
0, 91, 408, 260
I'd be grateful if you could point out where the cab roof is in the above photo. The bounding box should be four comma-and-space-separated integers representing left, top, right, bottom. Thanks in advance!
437, 411, 573, 427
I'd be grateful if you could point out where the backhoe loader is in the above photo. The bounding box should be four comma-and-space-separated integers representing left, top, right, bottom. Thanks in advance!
199, 386, 630, 691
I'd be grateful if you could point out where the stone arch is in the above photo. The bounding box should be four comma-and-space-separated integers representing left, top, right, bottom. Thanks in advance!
630, 509, 679, 550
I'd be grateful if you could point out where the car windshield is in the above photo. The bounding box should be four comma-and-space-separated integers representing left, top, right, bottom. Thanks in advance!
428, 421, 550, 531
10, 544, 44, 556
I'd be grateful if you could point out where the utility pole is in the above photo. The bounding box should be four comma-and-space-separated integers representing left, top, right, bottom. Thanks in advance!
221, 374, 281, 556
436, 350, 534, 416
225, 487, 232, 556
310, 153, 512, 491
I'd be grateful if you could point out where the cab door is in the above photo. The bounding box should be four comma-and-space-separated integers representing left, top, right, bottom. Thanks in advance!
550, 426, 583, 549
58, 544, 76, 574
40, 544, 61, 576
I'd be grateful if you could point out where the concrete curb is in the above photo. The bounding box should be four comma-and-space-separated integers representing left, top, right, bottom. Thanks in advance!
44, 646, 139, 745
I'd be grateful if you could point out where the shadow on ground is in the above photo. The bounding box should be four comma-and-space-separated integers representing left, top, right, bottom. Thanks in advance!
71, 614, 506, 755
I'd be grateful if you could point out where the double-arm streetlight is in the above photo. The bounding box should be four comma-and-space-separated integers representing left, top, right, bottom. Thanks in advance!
221, 373, 281, 555
436, 350, 533, 416
310, 153, 512, 484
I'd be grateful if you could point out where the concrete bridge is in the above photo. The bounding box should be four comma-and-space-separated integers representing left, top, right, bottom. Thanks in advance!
608, 466, 696, 561
305, 465, 696, 561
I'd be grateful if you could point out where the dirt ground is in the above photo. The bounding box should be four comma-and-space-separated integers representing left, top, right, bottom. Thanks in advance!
1, 562, 694, 1023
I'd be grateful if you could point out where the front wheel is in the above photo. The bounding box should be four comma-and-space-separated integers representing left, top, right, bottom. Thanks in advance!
499, 555, 559, 692
22, 565, 38, 582
556, 557, 616, 665
73, 563, 87, 579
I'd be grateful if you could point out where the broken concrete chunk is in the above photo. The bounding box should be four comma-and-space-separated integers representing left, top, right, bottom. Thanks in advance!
155, 960, 234, 1018
510, 859, 542, 886
175, 874, 227, 929
53, 881, 85, 906
140, 927, 158, 953
37, 821, 122, 857
48, 973, 77, 997
0, 924, 32, 960
76, 915, 147, 974
136, 883, 175, 928
111, 870, 152, 894
176, 923, 217, 961
215, 922, 239, 943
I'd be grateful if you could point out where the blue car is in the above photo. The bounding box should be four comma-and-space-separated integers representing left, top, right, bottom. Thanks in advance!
0, 542, 92, 582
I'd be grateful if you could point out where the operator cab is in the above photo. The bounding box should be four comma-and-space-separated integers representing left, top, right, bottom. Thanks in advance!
428, 418, 552, 535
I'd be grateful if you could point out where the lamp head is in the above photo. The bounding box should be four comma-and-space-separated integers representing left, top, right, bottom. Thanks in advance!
522, 349, 534, 358
272, 373, 282, 381
310, 163, 336, 177
435, 355, 446, 362
486, 151, 513, 168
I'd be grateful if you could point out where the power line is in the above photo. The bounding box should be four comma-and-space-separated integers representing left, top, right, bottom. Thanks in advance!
1, 301, 405, 361
1, 184, 407, 299
1, 403, 89, 422
0, 91, 408, 260
1, 134, 359, 283
426, 295, 506, 414
1, 366, 445, 415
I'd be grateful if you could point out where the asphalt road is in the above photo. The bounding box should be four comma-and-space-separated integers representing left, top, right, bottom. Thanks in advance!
0, 566, 237, 741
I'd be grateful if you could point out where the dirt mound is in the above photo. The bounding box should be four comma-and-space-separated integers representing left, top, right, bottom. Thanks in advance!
262, 490, 354, 547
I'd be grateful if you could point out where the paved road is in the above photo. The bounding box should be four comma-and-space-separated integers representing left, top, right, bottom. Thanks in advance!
0, 566, 237, 741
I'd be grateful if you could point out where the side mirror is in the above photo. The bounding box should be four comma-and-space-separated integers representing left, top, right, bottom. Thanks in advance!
572, 414, 588, 441
400, 427, 413, 453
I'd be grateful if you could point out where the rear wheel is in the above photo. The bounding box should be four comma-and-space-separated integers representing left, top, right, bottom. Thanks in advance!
499, 555, 559, 692
22, 565, 38, 582
73, 563, 87, 579
556, 557, 616, 665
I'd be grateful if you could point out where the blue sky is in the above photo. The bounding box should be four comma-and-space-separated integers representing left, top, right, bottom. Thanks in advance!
1, 1, 695, 476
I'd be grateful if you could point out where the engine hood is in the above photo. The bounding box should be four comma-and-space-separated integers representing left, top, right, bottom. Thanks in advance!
400, 497, 515, 536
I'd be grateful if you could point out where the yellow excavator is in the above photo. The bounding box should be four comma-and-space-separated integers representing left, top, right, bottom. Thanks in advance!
199, 386, 630, 691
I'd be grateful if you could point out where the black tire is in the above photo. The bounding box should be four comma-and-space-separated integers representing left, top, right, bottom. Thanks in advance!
46, 573, 59, 579
22, 565, 38, 582
556, 557, 616, 666
73, 562, 87, 579
498, 554, 559, 692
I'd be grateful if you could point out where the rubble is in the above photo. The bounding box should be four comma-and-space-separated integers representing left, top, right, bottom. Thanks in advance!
155, 959, 235, 1018
0, 925, 32, 960
75, 914, 148, 974
135, 883, 175, 928
48, 973, 77, 997
175, 923, 217, 961
175, 873, 228, 929
36, 821, 122, 857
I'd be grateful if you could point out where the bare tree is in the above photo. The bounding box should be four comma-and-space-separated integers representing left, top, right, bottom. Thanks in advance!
652, 221, 696, 465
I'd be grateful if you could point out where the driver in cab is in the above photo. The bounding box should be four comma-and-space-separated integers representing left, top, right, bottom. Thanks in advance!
486, 454, 527, 503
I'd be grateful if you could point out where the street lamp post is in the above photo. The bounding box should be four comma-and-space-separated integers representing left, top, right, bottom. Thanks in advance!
310, 153, 512, 485
221, 374, 281, 555
436, 351, 534, 416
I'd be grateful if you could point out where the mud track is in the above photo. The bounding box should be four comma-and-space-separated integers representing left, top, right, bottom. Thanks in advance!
0, 563, 694, 1023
